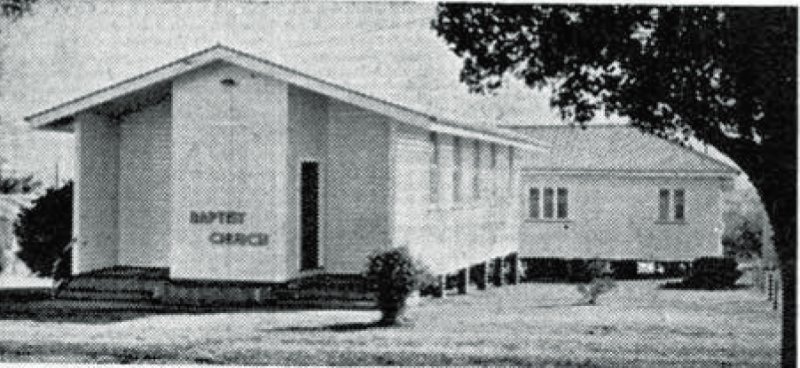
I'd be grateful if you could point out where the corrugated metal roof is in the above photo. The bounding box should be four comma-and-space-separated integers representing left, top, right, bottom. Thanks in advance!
503, 125, 739, 175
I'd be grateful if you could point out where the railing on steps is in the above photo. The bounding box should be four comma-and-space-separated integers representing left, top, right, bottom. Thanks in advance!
51, 238, 76, 298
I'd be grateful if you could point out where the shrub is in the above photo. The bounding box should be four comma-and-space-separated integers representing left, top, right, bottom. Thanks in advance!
575, 259, 615, 305
681, 257, 742, 290
14, 182, 73, 278
365, 247, 423, 326
417, 264, 441, 297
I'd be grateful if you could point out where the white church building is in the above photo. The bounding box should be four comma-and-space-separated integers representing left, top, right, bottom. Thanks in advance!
25, 45, 736, 305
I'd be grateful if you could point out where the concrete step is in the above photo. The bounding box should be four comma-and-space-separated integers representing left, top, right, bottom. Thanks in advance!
274, 299, 376, 309
64, 277, 165, 293
273, 289, 376, 301
56, 289, 154, 302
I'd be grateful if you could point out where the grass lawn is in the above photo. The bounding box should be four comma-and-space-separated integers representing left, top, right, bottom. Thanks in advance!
0, 280, 780, 366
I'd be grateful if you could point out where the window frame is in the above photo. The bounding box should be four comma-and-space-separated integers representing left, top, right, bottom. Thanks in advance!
527, 186, 570, 221
453, 136, 462, 203
657, 188, 687, 224
472, 140, 480, 200
490, 143, 497, 199
428, 132, 439, 204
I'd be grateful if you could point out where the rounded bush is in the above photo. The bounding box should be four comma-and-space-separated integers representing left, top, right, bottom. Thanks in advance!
14, 182, 73, 278
365, 247, 423, 326
683, 257, 742, 289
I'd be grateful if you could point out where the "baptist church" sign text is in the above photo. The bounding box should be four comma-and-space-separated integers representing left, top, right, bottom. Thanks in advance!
189, 210, 269, 246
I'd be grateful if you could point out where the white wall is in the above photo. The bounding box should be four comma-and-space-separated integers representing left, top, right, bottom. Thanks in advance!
117, 98, 172, 267
170, 62, 290, 281
73, 112, 120, 274
518, 173, 728, 260
324, 99, 391, 274
391, 123, 522, 274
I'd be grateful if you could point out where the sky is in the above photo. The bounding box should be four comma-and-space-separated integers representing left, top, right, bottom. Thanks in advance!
0, 1, 742, 187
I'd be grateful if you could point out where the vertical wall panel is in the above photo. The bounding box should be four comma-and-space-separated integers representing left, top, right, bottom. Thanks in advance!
170, 62, 290, 281
73, 113, 120, 274
118, 98, 171, 267
325, 99, 390, 274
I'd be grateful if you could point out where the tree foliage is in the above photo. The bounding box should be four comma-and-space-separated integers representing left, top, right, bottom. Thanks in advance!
1, 0, 36, 19
0, 172, 40, 194
14, 181, 71, 277
722, 187, 769, 260
433, 5, 796, 365
722, 222, 762, 260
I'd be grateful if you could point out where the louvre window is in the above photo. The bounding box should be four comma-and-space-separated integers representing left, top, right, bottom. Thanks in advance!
507, 146, 514, 195
674, 189, 685, 221
490, 143, 497, 198
658, 189, 685, 222
453, 137, 462, 202
429, 132, 439, 203
543, 187, 554, 218
529, 187, 569, 220
528, 188, 540, 219
473, 140, 480, 199
658, 189, 671, 221
557, 188, 568, 219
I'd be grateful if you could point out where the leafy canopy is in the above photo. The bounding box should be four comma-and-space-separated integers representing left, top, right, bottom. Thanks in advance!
432, 6, 795, 161
0, 172, 40, 194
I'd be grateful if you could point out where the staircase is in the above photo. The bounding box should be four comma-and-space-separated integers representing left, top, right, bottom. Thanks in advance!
274, 274, 377, 309
55, 267, 376, 308
56, 266, 168, 303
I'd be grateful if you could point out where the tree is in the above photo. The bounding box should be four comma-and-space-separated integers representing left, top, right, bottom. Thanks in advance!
14, 181, 71, 277
0, 172, 40, 194
433, 5, 796, 366
1, 0, 36, 19
722, 186, 770, 260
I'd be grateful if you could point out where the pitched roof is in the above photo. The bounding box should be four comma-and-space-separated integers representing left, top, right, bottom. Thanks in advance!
24, 44, 547, 151
503, 125, 739, 176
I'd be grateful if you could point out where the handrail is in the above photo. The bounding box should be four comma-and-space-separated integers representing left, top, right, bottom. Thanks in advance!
51, 238, 76, 298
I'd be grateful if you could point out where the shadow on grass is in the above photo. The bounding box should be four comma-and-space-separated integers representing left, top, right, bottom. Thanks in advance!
266, 321, 396, 332
659, 281, 751, 291
0, 289, 356, 324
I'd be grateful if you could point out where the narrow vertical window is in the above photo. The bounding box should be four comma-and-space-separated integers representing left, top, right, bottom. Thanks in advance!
453, 136, 462, 202
658, 189, 670, 221
473, 140, 480, 199
529, 188, 540, 219
674, 189, 685, 221
490, 143, 497, 198
429, 132, 439, 203
557, 188, 568, 219
543, 187, 554, 218
507, 146, 515, 194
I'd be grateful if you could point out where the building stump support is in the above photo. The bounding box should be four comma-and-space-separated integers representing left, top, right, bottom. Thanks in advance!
457, 268, 469, 294
476, 262, 488, 290
492, 257, 503, 287
433, 274, 446, 298
508, 253, 520, 285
